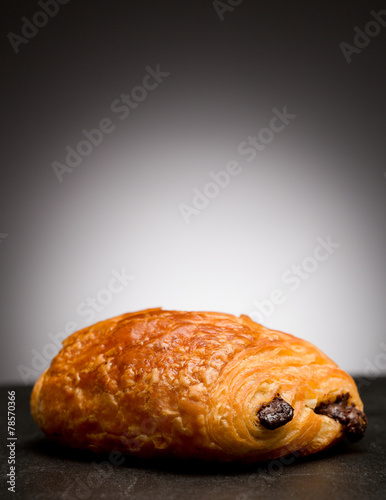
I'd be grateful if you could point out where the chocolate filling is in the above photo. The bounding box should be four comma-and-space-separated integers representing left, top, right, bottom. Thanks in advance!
257, 396, 294, 430
315, 392, 368, 442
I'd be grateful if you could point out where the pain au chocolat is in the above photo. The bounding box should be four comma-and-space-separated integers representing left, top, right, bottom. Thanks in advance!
31, 308, 367, 462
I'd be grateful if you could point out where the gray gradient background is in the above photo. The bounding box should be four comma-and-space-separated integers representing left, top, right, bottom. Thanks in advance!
1, 0, 385, 383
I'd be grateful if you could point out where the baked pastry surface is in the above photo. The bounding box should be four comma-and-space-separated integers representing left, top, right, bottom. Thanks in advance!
31, 308, 367, 462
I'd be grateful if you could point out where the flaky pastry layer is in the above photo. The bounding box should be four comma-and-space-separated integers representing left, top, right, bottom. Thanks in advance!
31, 308, 365, 462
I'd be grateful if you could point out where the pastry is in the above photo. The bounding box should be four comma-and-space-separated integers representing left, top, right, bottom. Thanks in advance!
31, 308, 367, 462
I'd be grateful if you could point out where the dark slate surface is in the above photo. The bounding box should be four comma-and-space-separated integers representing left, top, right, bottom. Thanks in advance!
0, 378, 385, 500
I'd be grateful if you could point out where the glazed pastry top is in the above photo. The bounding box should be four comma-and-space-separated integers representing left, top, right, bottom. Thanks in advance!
31, 308, 366, 461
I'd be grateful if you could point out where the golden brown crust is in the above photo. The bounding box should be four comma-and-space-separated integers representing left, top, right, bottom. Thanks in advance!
30, 308, 364, 462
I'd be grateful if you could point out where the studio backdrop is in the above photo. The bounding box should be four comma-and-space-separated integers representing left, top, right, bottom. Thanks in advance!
1, 0, 385, 384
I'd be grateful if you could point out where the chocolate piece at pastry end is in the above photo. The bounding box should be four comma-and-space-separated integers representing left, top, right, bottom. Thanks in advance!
344, 406, 368, 442
315, 393, 368, 442
257, 397, 294, 430
314, 393, 349, 424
